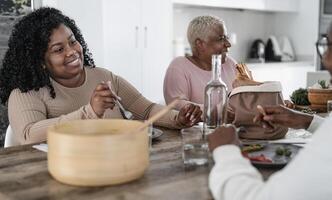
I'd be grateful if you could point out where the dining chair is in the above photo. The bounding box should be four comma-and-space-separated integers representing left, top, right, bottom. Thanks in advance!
4, 125, 14, 148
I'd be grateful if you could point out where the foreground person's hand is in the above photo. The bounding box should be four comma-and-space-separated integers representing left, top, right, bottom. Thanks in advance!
90, 82, 120, 117
284, 100, 295, 109
253, 105, 313, 130
177, 104, 202, 127
208, 125, 240, 152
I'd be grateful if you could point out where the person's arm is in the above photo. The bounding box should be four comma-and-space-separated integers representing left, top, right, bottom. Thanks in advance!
210, 145, 326, 200
8, 89, 99, 145
210, 145, 266, 200
209, 122, 332, 200
112, 74, 201, 129
148, 103, 202, 129
208, 126, 267, 200
253, 105, 314, 130
306, 114, 325, 133
163, 65, 202, 110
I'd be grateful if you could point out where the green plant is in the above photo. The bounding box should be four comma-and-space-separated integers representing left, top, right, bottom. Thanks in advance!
290, 88, 310, 105
318, 80, 329, 89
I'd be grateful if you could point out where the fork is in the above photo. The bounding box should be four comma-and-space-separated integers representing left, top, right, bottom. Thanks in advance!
106, 81, 134, 120
115, 99, 134, 120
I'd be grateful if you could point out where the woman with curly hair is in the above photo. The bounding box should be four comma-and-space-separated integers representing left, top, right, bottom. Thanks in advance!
0, 7, 202, 145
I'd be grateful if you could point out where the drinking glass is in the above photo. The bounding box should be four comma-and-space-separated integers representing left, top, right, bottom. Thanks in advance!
327, 100, 332, 115
181, 127, 209, 167
146, 122, 153, 151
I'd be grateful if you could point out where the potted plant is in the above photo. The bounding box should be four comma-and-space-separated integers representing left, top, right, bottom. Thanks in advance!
307, 80, 332, 112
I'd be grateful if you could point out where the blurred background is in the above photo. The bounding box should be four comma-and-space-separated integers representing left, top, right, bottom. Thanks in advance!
0, 0, 330, 146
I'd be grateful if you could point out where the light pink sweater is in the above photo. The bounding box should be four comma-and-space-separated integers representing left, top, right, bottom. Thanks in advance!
163, 56, 237, 110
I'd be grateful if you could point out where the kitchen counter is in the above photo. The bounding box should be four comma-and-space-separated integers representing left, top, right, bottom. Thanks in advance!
246, 61, 314, 67
246, 61, 315, 99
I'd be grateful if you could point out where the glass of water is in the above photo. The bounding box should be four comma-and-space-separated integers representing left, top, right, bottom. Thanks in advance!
327, 100, 332, 115
144, 121, 153, 151
181, 126, 209, 167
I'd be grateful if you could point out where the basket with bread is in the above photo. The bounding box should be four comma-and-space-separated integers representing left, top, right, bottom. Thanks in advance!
227, 63, 288, 140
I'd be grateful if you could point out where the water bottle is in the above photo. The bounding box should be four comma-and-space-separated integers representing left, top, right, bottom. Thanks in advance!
203, 54, 228, 138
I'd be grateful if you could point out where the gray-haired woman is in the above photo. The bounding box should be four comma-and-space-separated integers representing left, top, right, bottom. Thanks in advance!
163, 15, 237, 111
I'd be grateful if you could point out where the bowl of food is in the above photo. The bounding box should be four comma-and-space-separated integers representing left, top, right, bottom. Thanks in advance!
307, 80, 332, 112
308, 88, 332, 105
47, 119, 149, 186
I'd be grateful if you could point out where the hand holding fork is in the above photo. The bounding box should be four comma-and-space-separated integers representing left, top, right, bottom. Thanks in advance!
89, 81, 133, 119
106, 81, 134, 120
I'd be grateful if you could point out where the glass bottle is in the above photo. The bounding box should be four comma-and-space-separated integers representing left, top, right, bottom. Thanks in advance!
203, 54, 228, 138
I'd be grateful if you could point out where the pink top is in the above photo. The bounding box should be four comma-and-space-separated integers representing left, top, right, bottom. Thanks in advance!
163, 56, 237, 110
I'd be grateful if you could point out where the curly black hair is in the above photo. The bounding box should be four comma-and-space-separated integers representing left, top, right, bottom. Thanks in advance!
0, 7, 95, 104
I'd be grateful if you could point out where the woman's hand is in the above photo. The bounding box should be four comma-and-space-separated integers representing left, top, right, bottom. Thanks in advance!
253, 105, 314, 130
90, 82, 119, 117
176, 104, 202, 127
284, 100, 295, 109
207, 125, 240, 152
232, 63, 262, 88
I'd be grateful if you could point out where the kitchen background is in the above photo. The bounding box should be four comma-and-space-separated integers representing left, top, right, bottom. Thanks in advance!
0, 0, 330, 146
41, 0, 324, 100
0, 0, 33, 147
173, 3, 317, 63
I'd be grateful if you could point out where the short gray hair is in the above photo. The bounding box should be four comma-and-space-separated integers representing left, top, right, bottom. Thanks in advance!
187, 15, 224, 52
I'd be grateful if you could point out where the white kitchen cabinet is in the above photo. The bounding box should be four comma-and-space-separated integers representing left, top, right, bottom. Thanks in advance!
141, 0, 173, 103
248, 62, 315, 99
172, 0, 264, 10
172, 0, 298, 12
241, 0, 266, 10
103, 0, 172, 103
265, 0, 298, 12
42, 0, 172, 103
102, 0, 142, 90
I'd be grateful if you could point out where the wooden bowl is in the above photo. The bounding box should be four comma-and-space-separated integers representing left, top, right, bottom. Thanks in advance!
308, 88, 332, 105
47, 119, 149, 186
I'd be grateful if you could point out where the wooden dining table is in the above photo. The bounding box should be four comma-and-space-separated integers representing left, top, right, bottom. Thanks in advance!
0, 128, 279, 200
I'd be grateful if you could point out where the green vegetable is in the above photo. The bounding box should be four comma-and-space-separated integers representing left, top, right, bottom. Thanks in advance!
284, 148, 292, 157
318, 80, 329, 89
275, 146, 292, 157
276, 147, 284, 156
242, 144, 264, 152
290, 88, 310, 106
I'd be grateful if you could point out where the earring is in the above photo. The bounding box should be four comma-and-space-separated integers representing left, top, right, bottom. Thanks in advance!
42, 65, 46, 69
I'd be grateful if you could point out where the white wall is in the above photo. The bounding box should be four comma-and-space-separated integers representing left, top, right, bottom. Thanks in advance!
267, 0, 319, 61
173, 0, 319, 62
42, 0, 104, 67
39, 0, 320, 66
173, 7, 273, 62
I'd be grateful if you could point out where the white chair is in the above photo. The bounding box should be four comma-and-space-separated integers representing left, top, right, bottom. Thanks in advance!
4, 125, 16, 148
